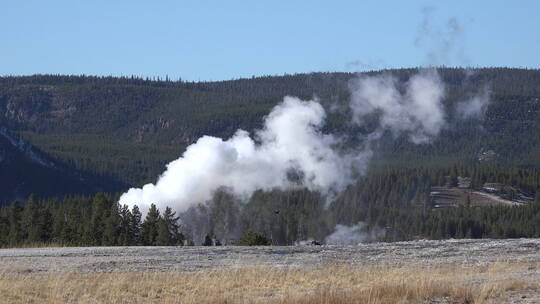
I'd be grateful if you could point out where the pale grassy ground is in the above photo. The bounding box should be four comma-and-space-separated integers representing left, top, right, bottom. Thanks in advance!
0, 262, 538, 304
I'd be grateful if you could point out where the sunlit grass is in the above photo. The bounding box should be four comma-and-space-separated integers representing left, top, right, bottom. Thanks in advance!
0, 261, 536, 303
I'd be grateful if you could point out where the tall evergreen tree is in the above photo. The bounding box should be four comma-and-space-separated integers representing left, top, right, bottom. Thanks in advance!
162, 207, 183, 245
141, 204, 160, 246
131, 205, 142, 245
102, 202, 120, 246
7, 201, 23, 246
21, 195, 42, 243
85, 193, 110, 245
156, 218, 171, 246
118, 204, 133, 246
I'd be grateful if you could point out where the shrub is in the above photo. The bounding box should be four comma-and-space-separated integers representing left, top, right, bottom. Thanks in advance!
235, 232, 272, 246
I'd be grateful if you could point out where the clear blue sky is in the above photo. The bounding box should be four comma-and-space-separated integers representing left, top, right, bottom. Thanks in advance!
1, 0, 539, 81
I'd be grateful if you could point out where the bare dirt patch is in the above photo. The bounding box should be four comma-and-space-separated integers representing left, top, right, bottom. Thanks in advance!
431, 187, 521, 207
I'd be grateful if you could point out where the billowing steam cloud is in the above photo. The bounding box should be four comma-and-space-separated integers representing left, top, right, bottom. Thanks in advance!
349, 70, 446, 143
119, 97, 371, 214
120, 69, 489, 218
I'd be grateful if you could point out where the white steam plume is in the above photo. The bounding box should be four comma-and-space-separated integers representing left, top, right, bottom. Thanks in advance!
325, 222, 385, 245
119, 96, 370, 214
349, 70, 446, 143
120, 69, 489, 216
456, 87, 490, 119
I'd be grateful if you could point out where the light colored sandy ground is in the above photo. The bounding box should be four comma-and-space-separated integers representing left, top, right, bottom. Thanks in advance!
471, 191, 524, 206
0, 239, 540, 274
431, 187, 521, 207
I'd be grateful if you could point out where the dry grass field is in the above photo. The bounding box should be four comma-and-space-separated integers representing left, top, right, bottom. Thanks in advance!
1, 239, 540, 303
0, 262, 537, 303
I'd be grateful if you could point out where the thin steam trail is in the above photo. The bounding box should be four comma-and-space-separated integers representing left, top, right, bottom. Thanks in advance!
119, 69, 488, 215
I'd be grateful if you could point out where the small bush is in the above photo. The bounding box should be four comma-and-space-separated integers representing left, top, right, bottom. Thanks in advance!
235, 232, 272, 246
202, 234, 213, 246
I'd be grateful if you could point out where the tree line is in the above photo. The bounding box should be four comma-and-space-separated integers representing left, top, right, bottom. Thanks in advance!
1, 165, 540, 248
0, 194, 186, 247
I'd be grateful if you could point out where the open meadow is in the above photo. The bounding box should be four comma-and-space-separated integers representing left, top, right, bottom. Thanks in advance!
0, 239, 539, 303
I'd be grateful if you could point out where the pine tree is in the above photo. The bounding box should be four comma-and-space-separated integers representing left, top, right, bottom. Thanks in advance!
21, 195, 42, 243
203, 233, 213, 246
102, 202, 120, 246
156, 218, 171, 246
85, 193, 109, 245
0, 208, 9, 246
131, 205, 142, 245
7, 201, 23, 246
161, 207, 183, 245
141, 204, 160, 246
118, 204, 133, 246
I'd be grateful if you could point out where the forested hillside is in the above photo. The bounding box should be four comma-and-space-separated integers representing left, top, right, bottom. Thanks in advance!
2, 68, 540, 245
1, 68, 540, 191
0, 127, 123, 203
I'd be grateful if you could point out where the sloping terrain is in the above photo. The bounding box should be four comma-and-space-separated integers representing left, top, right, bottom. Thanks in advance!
1, 68, 540, 190
0, 127, 123, 204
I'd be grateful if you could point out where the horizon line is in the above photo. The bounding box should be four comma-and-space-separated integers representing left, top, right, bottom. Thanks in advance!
1, 65, 539, 83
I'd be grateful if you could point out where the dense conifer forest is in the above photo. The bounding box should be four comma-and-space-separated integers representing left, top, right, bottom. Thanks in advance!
1, 166, 540, 247
1, 68, 540, 246
2, 68, 540, 188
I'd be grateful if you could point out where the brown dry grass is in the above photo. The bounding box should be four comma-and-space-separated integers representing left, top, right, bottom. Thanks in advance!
0, 262, 535, 304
